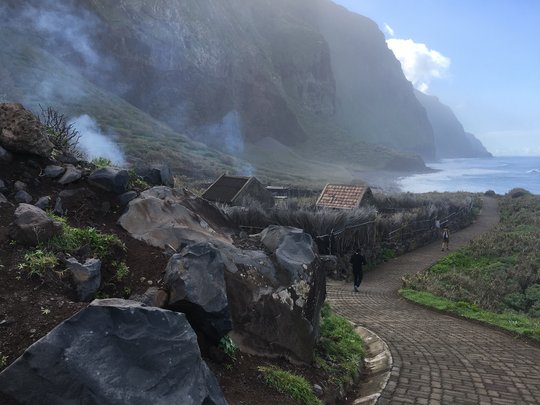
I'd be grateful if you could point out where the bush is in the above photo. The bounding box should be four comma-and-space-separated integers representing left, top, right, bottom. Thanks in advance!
38, 106, 83, 158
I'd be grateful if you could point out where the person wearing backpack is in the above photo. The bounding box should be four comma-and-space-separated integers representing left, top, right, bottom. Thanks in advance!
441, 227, 450, 251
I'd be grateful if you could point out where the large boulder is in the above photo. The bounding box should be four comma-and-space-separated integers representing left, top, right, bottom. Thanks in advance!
0, 103, 53, 157
164, 242, 232, 343
88, 167, 129, 194
223, 226, 325, 363
9, 204, 62, 245
260, 225, 305, 252
118, 186, 234, 250
0, 299, 227, 405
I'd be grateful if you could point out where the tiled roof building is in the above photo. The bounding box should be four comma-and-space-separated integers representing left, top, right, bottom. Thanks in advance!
316, 184, 373, 209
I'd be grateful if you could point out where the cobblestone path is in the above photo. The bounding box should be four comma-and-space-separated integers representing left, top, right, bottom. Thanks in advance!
328, 197, 540, 404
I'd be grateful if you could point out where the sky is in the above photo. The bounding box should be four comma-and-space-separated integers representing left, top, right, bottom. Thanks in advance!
333, 0, 540, 156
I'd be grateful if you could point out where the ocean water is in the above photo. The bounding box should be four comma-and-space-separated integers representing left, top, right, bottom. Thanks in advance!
398, 156, 540, 194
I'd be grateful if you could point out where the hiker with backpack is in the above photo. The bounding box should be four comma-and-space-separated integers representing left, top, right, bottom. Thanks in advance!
441, 227, 450, 251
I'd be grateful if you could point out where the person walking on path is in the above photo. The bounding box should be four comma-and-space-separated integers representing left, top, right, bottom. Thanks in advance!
350, 248, 367, 292
441, 227, 450, 251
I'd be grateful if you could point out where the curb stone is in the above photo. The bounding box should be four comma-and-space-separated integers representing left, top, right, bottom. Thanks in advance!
352, 327, 392, 404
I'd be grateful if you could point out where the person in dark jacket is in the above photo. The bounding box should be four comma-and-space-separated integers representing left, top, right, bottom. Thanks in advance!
350, 248, 367, 292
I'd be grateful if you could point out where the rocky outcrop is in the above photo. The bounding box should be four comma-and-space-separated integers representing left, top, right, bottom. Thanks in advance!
57, 164, 82, 185
9, 204, 62, 245
0, 299, 227, 405
118, 186, 234, 250
225, 226, 326, 363
0, 103, 53, 157
164, 242, 232, 343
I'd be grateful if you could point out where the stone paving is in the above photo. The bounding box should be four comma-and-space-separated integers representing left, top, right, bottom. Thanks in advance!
327, 198, 540, 404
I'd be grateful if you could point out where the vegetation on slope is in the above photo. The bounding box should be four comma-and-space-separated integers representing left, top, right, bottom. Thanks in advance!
402, 190, 540, 341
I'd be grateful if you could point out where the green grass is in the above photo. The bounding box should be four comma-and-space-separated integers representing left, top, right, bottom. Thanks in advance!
315, 303, 364, 385
428, 252, 497, 274
91, 156, 113, 168
17, 249, 58, 277
400, 289, 540, 342
48, 224, 125, 257
112, 261, 130, 281
258, 366, 321, 405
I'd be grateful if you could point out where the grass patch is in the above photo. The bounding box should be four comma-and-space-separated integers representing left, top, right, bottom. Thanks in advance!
17, 249, 58, 278
315, 303, 364, 385
258, 366, 321, 405
48, 224, 125, 257
428, 252, 496, 274
400, 289, 540, 342
112, 260, 130, 281
91, 156, 113, 168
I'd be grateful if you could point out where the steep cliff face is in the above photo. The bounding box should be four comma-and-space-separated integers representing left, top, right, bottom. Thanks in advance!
314, 1, 436, 159
415, 90, 492, 159
1, 0, 488, 181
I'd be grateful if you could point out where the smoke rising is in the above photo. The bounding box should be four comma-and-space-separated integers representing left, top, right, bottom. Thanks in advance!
69, 115, 126, 166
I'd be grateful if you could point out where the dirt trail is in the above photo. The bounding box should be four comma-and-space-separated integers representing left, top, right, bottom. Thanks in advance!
328, 197, 540, 404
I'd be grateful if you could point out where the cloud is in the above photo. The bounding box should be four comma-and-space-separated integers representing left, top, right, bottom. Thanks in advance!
386, 38, 450, 92
383, 23, 395, 37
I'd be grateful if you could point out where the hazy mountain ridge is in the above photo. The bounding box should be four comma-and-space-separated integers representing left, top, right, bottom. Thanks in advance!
414, 90, 492, 159
0, 0, 489, 182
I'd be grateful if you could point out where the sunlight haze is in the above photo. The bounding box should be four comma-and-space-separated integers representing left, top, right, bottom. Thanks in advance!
334, 0, 540, 156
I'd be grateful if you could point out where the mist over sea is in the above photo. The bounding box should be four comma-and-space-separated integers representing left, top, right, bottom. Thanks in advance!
398, 156, 540, 194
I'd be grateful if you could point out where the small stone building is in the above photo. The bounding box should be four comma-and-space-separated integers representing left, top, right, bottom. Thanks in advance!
202, 174, 274, 207
316, 184, 374, 209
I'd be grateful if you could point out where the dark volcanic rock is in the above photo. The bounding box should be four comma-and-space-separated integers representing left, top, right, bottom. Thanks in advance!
10, 204, 62, 245
13, 180, 26, 191
14, 190, 32, 204
0, 145, 12, 162
0, 193, 8, 205
43, 165, 65, 178
118, 190, 138, 206
136, 164, 175, 187
66, 257, 102, 302
58, 164, 82, 185
34, 196, 51, 210
225, 226, 325, 363
88, 167, 129, 194
0, 103, 53, 157
0, 179, 7, 193
0, 299, 227, 405
164, 242, 232, 343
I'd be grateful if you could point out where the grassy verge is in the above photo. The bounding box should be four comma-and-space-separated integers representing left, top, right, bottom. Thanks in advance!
315, 303, 364, 386
400, 288, 540, 342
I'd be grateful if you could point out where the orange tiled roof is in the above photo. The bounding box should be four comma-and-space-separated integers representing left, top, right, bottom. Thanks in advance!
316, 184, 369, 209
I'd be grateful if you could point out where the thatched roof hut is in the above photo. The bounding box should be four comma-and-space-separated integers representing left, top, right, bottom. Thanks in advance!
202, 174, 274, 207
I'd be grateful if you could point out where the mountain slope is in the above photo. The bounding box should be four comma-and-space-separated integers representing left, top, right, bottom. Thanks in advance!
0, 0, 488, 183
415, 90, 492, 159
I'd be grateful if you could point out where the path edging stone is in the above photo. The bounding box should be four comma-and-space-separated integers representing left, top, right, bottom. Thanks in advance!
352, 326, 393, 405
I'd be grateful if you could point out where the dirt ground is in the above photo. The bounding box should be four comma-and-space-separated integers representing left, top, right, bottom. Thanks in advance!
0, 155, 345, 404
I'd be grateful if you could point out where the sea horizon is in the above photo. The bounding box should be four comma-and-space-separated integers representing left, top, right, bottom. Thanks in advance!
398, 156, 540, 195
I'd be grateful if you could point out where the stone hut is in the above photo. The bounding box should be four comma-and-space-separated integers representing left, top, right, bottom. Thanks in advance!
316, 184, 374, 209
202, 174, 274, 207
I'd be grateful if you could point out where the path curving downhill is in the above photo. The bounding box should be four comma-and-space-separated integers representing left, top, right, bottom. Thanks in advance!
328, 197, 540, 404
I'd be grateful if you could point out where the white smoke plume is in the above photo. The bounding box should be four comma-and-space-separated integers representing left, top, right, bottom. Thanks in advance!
69, 115, 126, 166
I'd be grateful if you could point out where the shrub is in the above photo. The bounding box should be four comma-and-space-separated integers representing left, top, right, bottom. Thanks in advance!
38, 106, 83, 158
218, 336, 237, 361
258, 366, 321, 405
